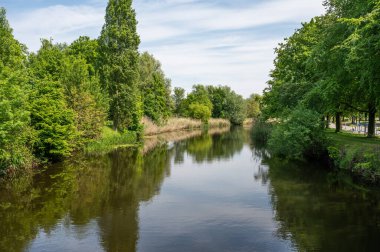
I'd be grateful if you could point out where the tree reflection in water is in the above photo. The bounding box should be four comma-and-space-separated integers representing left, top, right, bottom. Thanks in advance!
0, 127, 247, 252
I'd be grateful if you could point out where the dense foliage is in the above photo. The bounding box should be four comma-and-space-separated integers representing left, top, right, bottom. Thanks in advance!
268, 108, 328, 161
99, 0, 142, 131
173, 84, 252, 125
263, 0, 380, 139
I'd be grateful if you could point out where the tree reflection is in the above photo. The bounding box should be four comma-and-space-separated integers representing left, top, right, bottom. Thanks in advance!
0, 127, 249, 252
266, 159, 380, 252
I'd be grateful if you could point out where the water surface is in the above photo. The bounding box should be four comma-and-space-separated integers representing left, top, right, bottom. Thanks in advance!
0, 128, 379, 252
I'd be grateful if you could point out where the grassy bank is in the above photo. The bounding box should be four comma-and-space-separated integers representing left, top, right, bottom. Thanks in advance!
326, 130, 380, 184
85, 126, 138, 155
142, 117, 230, 136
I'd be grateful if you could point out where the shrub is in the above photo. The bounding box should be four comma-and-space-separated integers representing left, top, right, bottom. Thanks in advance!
30, 80, 76, 161
188, 103, 212, 123
251, 119, 272, 145
268, 107, 328, 160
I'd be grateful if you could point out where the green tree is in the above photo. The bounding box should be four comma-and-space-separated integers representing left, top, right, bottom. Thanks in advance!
0, 7, 25, 72
188, 103, 212, 123
263, 18, 323, 118
268, 107, 328, 160
138, 52, 172, 123
60, 56, 107, 143
172, 87, 186, 116
246, 94, 262, 118
99, 0, 142, 131
206, 85, 246, 125
0, 8, 32, 174
340, 2, 380, 137
30, 80, 76, 161
28, 39, 66, 81
67, 36, 100, 77
183, 85, 213, 116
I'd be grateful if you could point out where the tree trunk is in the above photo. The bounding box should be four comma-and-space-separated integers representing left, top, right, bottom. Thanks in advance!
326, 115, 330, 129
368, 103, 377, 138
336, 112, 342, 133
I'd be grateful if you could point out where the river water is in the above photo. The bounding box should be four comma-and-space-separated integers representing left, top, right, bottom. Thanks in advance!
0, 128, 379, 252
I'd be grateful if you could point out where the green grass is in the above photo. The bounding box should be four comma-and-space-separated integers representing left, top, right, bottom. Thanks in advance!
85, 126, 138, 155
325, 129, 380, 184
325, 129, 380, 147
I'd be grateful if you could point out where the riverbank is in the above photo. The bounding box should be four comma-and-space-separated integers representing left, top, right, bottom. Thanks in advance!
142, 117, 230, 136
85, 117, 231, 155
326, 130, 380, 184
251, 120, 380, 185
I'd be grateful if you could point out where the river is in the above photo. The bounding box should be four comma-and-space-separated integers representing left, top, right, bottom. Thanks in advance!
0, 128, 379, 252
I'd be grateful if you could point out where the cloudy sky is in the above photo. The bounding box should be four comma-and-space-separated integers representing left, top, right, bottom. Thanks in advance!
2, 0, 325, 96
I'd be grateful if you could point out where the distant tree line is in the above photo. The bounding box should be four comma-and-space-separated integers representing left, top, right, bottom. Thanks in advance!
172, 85, 261, 125
262, 0, 380, 138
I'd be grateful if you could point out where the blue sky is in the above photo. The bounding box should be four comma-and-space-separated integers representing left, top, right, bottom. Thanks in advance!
1, 0, 325, 96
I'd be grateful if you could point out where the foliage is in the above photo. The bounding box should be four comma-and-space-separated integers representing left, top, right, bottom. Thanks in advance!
0, 70, 33, 175
326, 130, 380, 183
246, 94, 262, 118
60, 56, 107, 144
0, 9, 32, 175
99, 0, 142, 131
206, 85, 246, 125
66, 36, 100, 77
172, 87, 186, 116
188, 103, 212, 123
268, 108, 328, 160
85, 126, 137, 155
30, 80, 76, 161
138, 52, 172, 123
251, 119, 272, 146
0, 8, 25, 72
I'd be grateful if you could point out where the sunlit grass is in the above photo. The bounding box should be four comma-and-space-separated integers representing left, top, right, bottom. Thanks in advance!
85, 126, 137, 155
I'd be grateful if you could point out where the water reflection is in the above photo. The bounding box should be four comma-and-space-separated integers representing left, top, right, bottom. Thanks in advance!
0, 128, 247, 252
265, 159, 380, 252
1, 128, 379, 252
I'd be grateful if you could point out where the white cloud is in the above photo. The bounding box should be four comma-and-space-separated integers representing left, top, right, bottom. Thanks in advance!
9, 5, 104, 51
6, 0, 325, 96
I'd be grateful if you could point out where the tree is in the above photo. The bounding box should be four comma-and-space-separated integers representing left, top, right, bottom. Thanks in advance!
172, 87, 186, 116
67, 36, 100, 77
188, 103, 211, 123
30, 80, 76, 161
0, 7, 25, 72
138, 52, 172, 123
28, 39, 66, 81
0, 8, 32, 174
246, 94, 262, 118
60, 56, 107, 142
263, 18, 323, 119
206, 85, 246, 125
340, 2, 380, 137
99, 0, 142, 131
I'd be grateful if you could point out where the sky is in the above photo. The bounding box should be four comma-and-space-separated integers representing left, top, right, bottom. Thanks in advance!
1, 0, 326, 97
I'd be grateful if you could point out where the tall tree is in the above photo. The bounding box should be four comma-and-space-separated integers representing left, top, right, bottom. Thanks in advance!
172, 87, 186, 116
138, 52, 172, 123
99, 0, 142, 131
0, 8, 33, 173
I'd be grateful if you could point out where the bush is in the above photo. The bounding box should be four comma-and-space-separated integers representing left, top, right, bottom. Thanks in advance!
188, 103, 212, 123
328, 146, 380, 183
251, 119, 272, 145
0, 71, 34, 175
268, 107, 328, 160
30, 80, 76, 161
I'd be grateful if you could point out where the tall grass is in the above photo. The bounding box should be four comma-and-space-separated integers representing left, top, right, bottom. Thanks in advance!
85, 126, 137, 155
251, 119, 272, 145
143, 117, 230, 136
